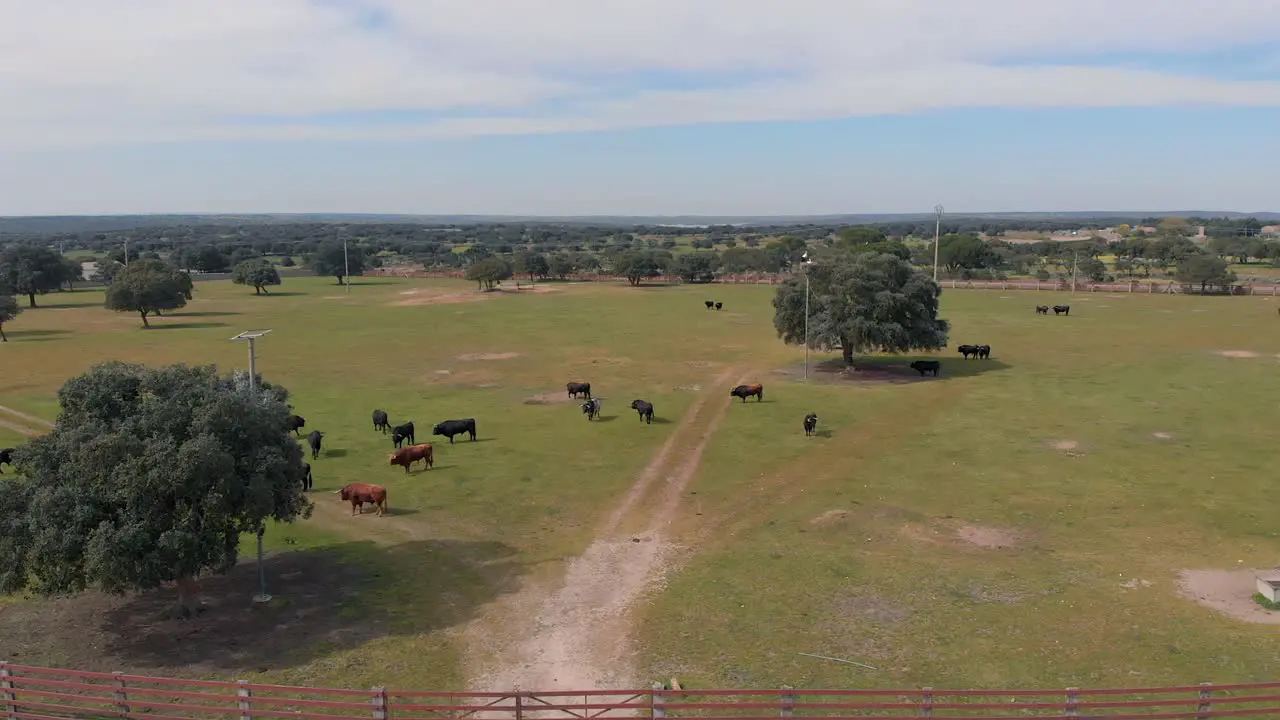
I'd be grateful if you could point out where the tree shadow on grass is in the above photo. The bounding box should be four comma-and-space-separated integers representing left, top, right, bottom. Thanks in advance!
0, 539, 522, 676
171, 310, 240, 318
4, 329, 72, 341
772, 356, 1010, 385
250, 292, 306, 297
148, 322, 230, 331
323, 449, 348, 458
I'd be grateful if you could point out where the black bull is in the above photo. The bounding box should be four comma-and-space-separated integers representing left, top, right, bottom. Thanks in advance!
433, 418, 477, 444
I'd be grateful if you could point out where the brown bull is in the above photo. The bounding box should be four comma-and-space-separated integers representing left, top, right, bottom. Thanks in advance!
336, 482, 388, 516
388, 443, 434, 473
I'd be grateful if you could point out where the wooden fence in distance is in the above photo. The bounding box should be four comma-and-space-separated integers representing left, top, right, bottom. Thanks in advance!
5, 662, 1280, 720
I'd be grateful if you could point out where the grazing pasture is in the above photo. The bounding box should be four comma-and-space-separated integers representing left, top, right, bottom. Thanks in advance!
2, 277, 1280, 695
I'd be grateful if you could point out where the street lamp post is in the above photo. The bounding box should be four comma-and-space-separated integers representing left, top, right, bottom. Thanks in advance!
231, 330, 273, 604
932, 204, 944, 282
802, 252, 815, 380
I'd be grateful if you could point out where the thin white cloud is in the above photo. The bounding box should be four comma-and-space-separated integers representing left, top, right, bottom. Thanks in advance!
2, 0, 1280, 150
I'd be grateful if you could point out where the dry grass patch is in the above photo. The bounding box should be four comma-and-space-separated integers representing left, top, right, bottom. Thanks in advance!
456, 352, 520, 361
1217, 350, 1260, 358
955, 524, 1024, 550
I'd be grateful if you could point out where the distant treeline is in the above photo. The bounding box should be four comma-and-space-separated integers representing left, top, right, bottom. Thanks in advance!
1, 216, 1276, 294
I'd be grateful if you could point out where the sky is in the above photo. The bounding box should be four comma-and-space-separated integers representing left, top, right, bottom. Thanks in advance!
3, 0, 1280, 216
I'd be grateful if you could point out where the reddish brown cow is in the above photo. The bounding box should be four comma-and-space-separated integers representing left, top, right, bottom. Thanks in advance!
336, 482, 388, 516
388, 443, 434, 473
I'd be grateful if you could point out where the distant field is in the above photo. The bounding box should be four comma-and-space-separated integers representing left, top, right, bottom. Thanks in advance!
2, 276, 1280, 693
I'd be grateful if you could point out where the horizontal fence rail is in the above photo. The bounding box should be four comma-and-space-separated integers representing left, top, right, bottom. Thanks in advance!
368, 268, 1280, 295
4, 663, 1280, 720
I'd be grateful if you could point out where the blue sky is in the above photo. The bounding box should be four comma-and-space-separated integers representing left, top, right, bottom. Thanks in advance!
3, 1, 1280, 216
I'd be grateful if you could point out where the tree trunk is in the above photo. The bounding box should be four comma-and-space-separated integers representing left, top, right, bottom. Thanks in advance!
842, 342, 854, 367
169, 576, 200, 619
26, 292, 36, 308
261, 286, 269, 295
140, 310, 150, 328
254, 285, 261, 295
0, 323, 6, 342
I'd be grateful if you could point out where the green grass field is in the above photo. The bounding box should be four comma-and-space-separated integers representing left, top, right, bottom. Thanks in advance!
2, 275, 1280, 692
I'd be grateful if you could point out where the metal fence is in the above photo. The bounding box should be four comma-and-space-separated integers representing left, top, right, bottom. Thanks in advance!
5, 663, 1280, 720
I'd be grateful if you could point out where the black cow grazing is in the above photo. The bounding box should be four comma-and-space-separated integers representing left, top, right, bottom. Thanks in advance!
715, 302, 723, 310
301, 462, 313, 491
582, 398, 602, 421
567, 381, 592, 400
307, 430, 324, 459
0, 447, 13, 474
372, 409, 390, 433
958, 344, 980, 359
730, 384, 764, 403
286, 414, 306, 436
909, 360, 941, 377
392, 421, 416, 448
629, 399, 654, 424
433, 418, 477, 444
803, 413, 818, 437
1053, 305, 1071, 316
976, 344, 991, 359
1035, 305, 1049, 315
705, 301, 715, 309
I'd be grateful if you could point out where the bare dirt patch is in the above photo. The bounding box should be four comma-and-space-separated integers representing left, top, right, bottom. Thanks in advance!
1152, 432, 1174, 440
1052, 440, 1079, 451
811, 509, 850, 526
956, 525, 1023, 550
466, 368, 742, 692
1217, 350, 1260, 358
1177, 569, 1280, 624
523, 392, 572, 405
457, 352, 520, 361
390, 291, 489, 307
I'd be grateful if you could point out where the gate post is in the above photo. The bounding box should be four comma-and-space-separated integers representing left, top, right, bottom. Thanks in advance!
780, 686, 795, 718
651, 682, 666, 720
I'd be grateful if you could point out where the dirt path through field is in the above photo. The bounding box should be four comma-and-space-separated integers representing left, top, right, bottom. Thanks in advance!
0, 405, 54, 429
464, 367, 742, 694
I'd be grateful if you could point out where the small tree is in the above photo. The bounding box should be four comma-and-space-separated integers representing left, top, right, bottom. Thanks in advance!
104, 259, 191, 328
0, 294, 21, 342
772, 252, 949, 366
91, 260, 123, 285
0, 246, 68, 308
307, 240, 365, 284
674, 251, 721, 283
547, 253, 576, 280
61, 257, 85, 290
1175, 256, 1237, 294
0, 362, 313, 617
613, 250, 666, 286
513, 252, 549, 281
231, 259, 282, 294
466, 257, 513, 290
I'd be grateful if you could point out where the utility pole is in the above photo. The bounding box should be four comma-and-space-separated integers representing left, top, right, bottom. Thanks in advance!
124, 238, 129, 265
231, 329, 273, 604
932, 204, 944, 282
1071, 252, 1079, 293
802, 251, 815, 380
343, 236, 351, 294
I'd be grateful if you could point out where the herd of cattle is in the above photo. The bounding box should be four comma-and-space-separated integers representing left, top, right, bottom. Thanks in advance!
0, 301, 1070, 516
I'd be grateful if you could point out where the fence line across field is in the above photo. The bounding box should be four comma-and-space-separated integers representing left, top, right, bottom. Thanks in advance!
5, 662, 1280, 720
